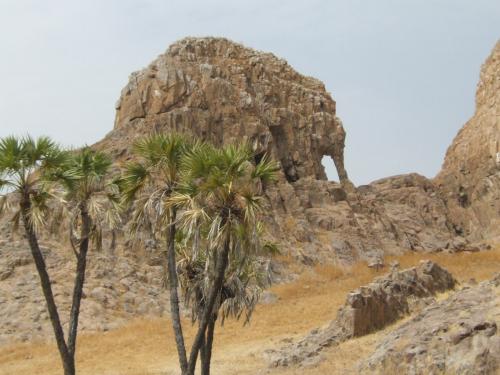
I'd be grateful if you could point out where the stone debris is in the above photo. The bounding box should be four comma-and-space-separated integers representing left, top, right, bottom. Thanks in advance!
358, 275, 500, 375
264, 261, 456, 367
0, 227, 169, 344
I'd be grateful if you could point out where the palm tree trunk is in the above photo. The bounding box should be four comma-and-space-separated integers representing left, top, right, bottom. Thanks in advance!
201, 316, 216, 375
21, 198, 75, 375
67, 205, 91, 357
199, 329, 207, 372
195, 286, 208, 373
166, 207, 189, 374
110, 229, 117, 254
187, 236, 230, 374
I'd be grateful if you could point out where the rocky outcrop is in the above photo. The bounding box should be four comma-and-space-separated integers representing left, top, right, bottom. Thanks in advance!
359, 275, 500, 374
99, 37, 352, 188
264, 261, 456, 367
336, 260, 456, 337
0, 37, 498, 347
97, 37, 468, 264
355, 174, 459, 253
0, 224, 169, 344
435, 41, 500, 242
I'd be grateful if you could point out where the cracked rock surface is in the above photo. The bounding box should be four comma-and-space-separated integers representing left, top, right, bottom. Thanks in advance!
358, 275, 500, 374
96, 37, 485, 264
264, 261, 456, 367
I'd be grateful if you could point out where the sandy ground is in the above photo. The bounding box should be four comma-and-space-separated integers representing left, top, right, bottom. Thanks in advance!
0, 248, 499, 375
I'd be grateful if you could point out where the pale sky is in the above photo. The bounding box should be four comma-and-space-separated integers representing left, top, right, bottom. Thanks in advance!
0, 1, 498, 184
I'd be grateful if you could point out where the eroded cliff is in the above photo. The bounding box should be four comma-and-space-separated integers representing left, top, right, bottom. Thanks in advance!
435, 41, 500, 241
98, 37, 471, 265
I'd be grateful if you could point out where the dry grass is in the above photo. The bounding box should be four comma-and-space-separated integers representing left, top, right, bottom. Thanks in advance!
386, 248, 500, 283
0, 247, 498, 375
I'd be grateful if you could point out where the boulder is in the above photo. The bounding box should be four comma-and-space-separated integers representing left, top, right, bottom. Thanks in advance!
336, 260, 456, 337
359, 275, 500, 374
265, 261, 456, 367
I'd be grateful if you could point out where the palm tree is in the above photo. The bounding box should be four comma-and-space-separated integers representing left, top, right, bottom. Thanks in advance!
0, 136, 74, 374
120, 133, 191, 374
175, 224, 278, 375
0, 138, 119, 375
171, 142, 279, 374
56, 148, 120, 359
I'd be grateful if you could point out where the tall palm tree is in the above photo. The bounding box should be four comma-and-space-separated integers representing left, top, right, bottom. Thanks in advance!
0, 136, 74, 374
171, 142, 278, 374
57, 148, 120, 359
120, 133, 191, 374
0, 138, 119, 375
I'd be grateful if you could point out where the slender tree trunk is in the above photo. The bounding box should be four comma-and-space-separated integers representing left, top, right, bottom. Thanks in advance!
200, 258, 218, 375
67, 204, 91, 358
110, 229, 117, 254
166, 207, 189, 374
201, 316, 216, 375
21, 198, 75, 375
187, 236, 230, 374
199, 329, 207, 373
196, 287, 208, 373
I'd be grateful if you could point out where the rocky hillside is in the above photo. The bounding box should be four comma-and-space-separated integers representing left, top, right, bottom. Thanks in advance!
0, 228, 169, 344
359, 274, 500, 374
0, 37, 498, 347
97, 37, 487, 265
265, 261, 458, 368
435, 41, 500, 242
102, 37, 352, 187
265, 262, 500, 374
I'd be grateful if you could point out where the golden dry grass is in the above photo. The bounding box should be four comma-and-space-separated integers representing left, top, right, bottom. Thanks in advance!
0, 247, 499, 375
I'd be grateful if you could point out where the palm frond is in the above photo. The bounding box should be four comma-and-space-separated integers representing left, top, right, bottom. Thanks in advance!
28, 190, 52, 233
91, 226, 103, 252
0, 194, 13, 216
0, 136, 23, 173
262, 241, 280, 256
121, 162, 149, 205
0, 178, 15, 194
251, 154, 279, 183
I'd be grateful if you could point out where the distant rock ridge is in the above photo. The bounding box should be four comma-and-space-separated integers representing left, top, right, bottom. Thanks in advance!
435, 40, 500, 242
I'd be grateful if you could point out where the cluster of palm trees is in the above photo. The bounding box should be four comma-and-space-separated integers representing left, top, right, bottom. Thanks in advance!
0, 133, 279, 375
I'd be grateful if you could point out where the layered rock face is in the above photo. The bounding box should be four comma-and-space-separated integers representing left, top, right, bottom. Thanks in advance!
0, 223, 169, 344
98, 37, 464, 264
359, 275, 500, 374
0, 37, 498, 349
265, 261, 457, 367
435, 41, 500, 241
336, 260, 456, 337
101, 37, 351, 186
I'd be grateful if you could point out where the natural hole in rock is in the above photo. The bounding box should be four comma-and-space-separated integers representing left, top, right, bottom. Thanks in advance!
321, 155, 340, 181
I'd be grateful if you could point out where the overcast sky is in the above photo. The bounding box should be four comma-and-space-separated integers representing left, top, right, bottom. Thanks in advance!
0, 1, 498, 184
